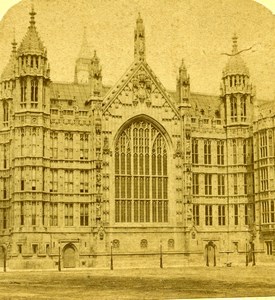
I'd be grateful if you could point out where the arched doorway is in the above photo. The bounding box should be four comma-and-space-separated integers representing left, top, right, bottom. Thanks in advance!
205, 241, 216, 267
63, 244, 76, 268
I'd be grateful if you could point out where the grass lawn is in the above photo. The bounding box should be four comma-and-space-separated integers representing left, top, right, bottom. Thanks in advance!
0, 266, 274, 299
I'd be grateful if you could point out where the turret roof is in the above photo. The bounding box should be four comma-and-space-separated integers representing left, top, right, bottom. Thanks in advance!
223, 34, 249, 77
17, 7, 46, 56
1, 38, 17, 81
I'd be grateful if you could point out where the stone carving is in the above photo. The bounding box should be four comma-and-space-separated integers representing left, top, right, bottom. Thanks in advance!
174, 140, 182, 158
103, 137, 110, 155
96, 174, 101, 188
132, 68, 152, 105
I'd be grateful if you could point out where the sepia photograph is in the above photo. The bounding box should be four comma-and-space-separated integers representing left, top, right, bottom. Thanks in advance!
0, 0, 274, 299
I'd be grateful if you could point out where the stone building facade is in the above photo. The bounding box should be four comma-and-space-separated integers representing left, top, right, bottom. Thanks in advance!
0, 8, 274, 269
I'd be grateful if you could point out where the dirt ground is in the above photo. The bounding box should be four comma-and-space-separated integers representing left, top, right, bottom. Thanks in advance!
0, 266, 274, 299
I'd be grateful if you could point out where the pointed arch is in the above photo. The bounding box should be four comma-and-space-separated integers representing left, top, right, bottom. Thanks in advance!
113, 114, 172, 149
62, 243, 78, 268
205, 241, 217, 267
114, 116, 170, 223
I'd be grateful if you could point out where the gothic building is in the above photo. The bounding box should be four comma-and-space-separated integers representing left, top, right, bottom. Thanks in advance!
0, 8, 274, 269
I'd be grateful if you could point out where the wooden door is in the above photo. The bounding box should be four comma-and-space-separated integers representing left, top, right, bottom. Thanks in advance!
206, 242, 216, 266
63, 246, 76, 268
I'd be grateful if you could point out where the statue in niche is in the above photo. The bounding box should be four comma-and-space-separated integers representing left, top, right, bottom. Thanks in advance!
174, 140, 182, 158
103, 136, 109, 152
96, 174, 101, 187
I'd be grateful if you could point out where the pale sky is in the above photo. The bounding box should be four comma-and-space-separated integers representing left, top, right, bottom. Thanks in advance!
0, 0, 274, 20
0, 0, 274, 100
0, 0, 21, 20
255, 0, 275, 13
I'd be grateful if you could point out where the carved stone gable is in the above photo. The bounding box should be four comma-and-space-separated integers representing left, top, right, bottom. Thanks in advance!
132, 67, 152, 106
103, 62, 180, 119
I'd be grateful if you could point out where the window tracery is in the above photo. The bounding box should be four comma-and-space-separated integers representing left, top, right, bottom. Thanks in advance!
115, 120, 168, 223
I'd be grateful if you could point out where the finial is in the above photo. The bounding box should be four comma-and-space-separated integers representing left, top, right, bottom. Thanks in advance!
180, 59, 186, 70
83, 26, 87, 38
137, 12, 143, 23
93, 50, 99, 62
12, 28, 17, 52
134, 12, 145, 61
232, 33, 238, 54
29, 3, 36, 27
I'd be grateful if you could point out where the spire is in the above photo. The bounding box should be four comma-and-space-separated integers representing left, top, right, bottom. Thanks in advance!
12, 28, 17, 54
232, 33, 238, 55
17, 6, 46, 56
78, 26, 92, 59
177, 59, 190, 106
1, 36, 18, 81
134, 13, 145, 61
179, 59, 188, 80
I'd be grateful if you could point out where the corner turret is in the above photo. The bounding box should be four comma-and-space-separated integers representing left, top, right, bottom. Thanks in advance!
15, 6, 50, 111
220, 34, 254, 126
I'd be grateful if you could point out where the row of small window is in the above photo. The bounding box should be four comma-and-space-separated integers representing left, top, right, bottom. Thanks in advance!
14, 239, 176, 255
192, 173, 248, 195
258, 130, 274, 159
112, 238, 175, 250
20, 55, 42, 69
12, 203, 92, 227
192, 139, 249, 165
20, 79, 41, 108
49, 169, 90, 193
225, 75, 248, 88
17, 169, 91, 193
192, 204, 252, 226
50, 132, 89, 160
261, 200, 275, 224
2, 81, 14, 90
259, 168, 269, 192
17, 243, 40, 255
229, 95, 247, 122
190, 117, 222, 125
18, 131, 90, 160
13, 240, 274, 256
50, 109, 88, 117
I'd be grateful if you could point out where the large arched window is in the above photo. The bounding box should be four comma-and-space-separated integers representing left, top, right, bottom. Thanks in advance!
115, 120, 168, 223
